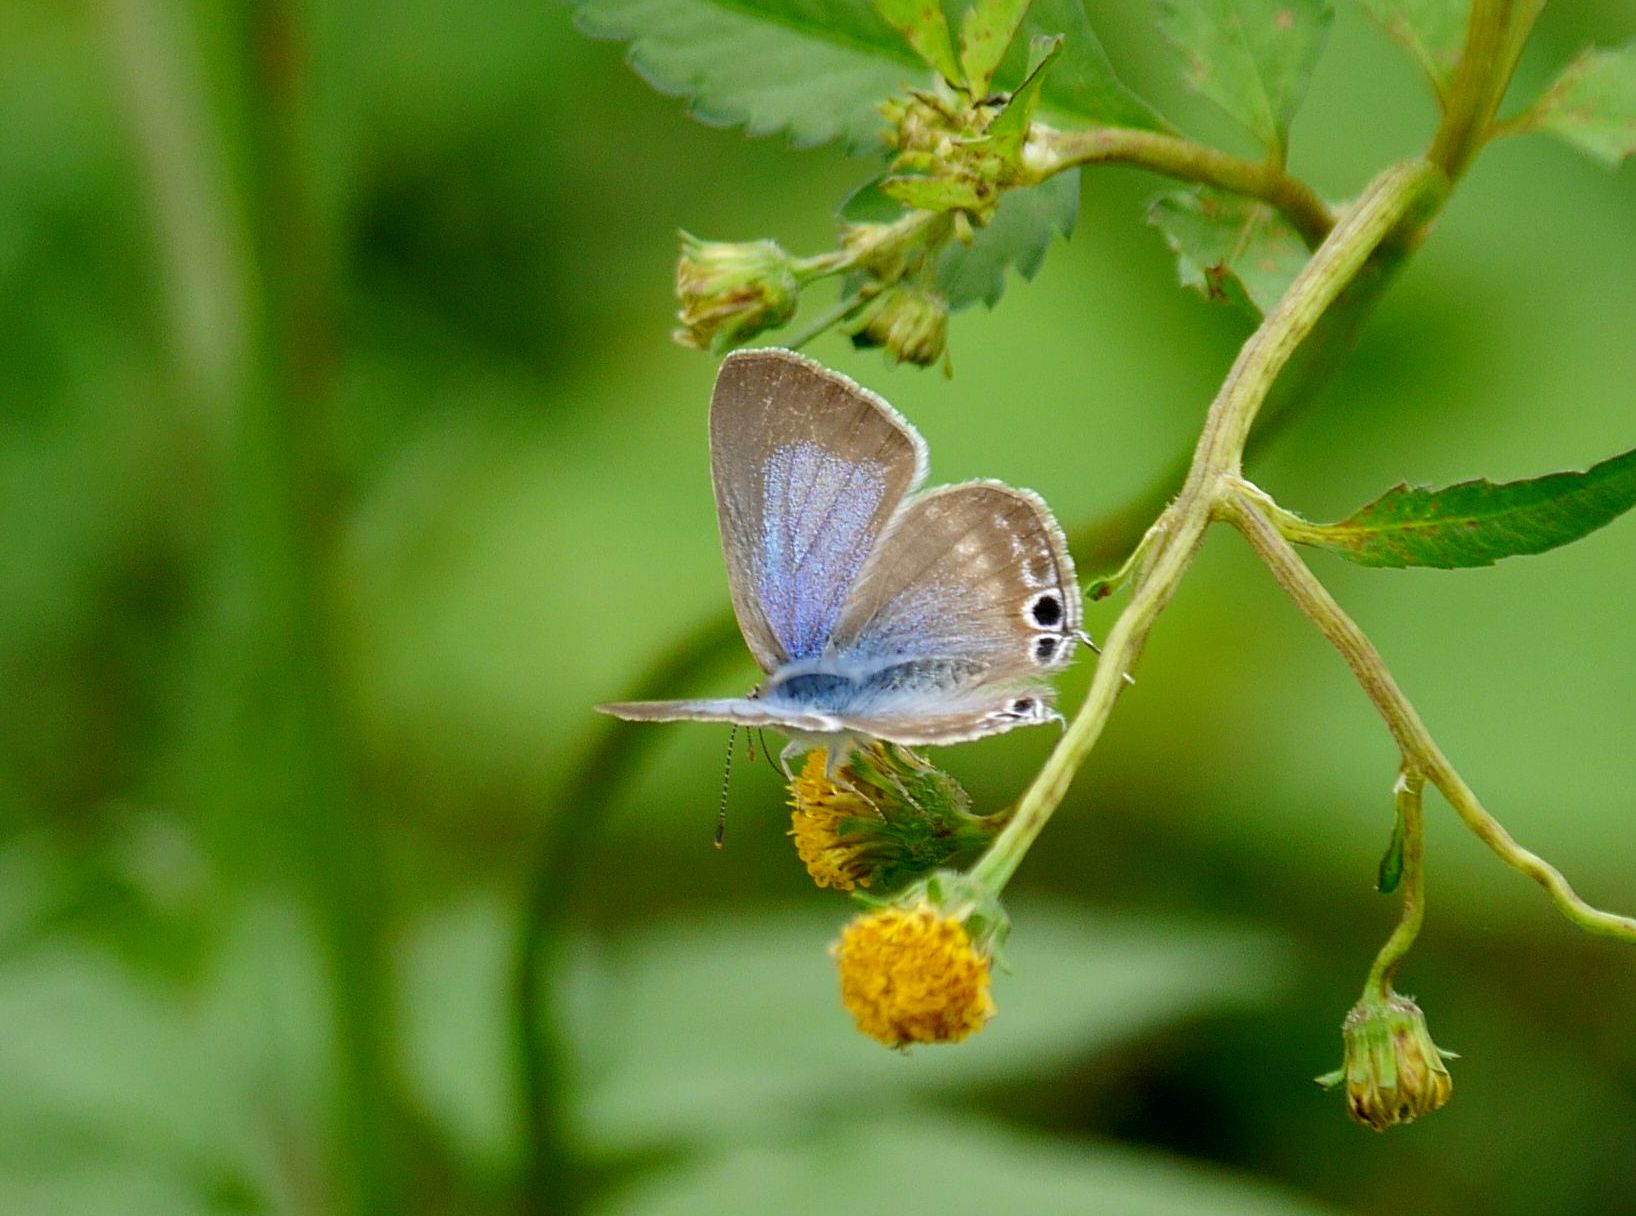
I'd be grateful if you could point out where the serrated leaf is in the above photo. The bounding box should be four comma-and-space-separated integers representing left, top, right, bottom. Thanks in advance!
1154, 0, 1334, 154
570, 0, 927, 150
1008, 0, 1167, 130
959, 0, 1033, 96
1524, 41, 1636, 167
874, 0, 964, 84
1281, 446, 1636, 568
1357, 0, 1468, 95
936, 169, 1077, 308
1147, 187, 1308, 315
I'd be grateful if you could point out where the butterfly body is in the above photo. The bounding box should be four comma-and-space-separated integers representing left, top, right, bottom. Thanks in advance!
597, 349, 1081, 761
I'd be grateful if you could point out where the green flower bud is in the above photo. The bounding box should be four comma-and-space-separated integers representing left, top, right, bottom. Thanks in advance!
1319, 992, 1455, 1131
848, 284, 949, 368
672, 233, 800, 351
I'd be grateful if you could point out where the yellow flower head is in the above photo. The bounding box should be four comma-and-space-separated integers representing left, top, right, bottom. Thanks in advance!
789, 751, 875, 892
832, 902, 996, 1048
786, 745, 1000, 893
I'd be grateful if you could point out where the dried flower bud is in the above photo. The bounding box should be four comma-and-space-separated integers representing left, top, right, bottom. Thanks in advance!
672, 233, 800, 351
1319, 992, 1455, 1131
848, 284, 949, 367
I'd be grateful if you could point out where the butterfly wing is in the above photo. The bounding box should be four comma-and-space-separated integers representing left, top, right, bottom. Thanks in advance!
818, 480, 1082, 742
595, 698, 843, 734
710, 349, 927, 672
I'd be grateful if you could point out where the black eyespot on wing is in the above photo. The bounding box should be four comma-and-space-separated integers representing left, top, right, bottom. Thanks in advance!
1033, 636, 1057, 663
1031, 594, 1062, 628
1011, 698, 1034, 714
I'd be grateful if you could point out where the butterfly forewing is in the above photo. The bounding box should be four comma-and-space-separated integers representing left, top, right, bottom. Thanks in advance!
709, 350, 926, 672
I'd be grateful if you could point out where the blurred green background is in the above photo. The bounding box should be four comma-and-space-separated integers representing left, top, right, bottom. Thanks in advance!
3, 0, 1635, 1213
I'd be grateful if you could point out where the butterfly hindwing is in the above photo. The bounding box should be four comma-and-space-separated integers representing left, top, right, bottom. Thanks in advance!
828, 480, 1081, 684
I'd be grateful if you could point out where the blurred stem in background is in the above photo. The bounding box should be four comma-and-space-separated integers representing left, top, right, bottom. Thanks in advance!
107, 0, 406, 1211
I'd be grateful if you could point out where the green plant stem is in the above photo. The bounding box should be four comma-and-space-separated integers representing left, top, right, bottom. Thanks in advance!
1365, 770, 1426, 998
1428, 0, 1530, 179
969, 159, 1447, 894
1225, 488, 1636, 944
1023, 125, 1335, 246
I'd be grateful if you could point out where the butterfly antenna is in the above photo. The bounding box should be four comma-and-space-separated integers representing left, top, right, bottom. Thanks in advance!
716, 726, 737, 850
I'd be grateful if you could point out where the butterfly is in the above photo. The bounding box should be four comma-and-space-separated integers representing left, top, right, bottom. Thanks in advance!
597, 349, 1082, 766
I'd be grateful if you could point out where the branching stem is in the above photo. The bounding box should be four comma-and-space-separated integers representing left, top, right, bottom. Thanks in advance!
1225, 489, 1636, 945
970, 158, 1446, 893
1023, 124, 1335, 246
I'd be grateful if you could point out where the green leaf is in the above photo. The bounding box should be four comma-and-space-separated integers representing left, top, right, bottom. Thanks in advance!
1357, 0, 1469, 95
1153, 0, 1334, 153
593, 1114, 1344, 1216
564, 905, 1292, 1150
1523, 41, 1636, 168
1147, 187, 1308, 316
959, 0, 1033, 96
874, 0, 964, 85
570, 0, 927, 150
1376, 808, 1406, 894
1280, 446, 1636, 568
936, 169, 1078, 308
1011, 0, 1167, 130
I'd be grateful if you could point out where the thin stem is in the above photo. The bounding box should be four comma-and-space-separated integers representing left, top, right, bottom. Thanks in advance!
1365, 769, 1426, 998
1225, 488, 1636, 944
1023, 125, 1335, 247
1428, 0, 1525, 180
970, 159, 1445, 894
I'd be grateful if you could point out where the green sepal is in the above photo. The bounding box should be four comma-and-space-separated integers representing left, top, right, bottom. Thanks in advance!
824, 745, 1006, 893
983, 35, 1061, 159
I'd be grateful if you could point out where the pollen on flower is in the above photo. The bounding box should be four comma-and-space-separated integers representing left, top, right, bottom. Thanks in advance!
788, 750, 873, 892
832, 904, 995, 1048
